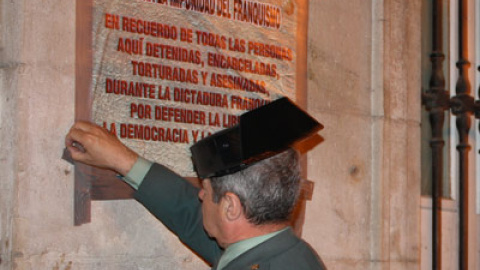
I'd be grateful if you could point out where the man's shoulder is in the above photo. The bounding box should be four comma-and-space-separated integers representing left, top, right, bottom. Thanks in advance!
268, 231, 326, 269
269, 238, 326, 269
247, 228, 326, 270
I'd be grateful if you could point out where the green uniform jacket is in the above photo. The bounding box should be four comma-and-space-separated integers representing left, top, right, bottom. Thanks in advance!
134, 163, 327, 270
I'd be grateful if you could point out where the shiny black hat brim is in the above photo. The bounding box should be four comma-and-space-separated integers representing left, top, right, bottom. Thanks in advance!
190, 97, 323, 178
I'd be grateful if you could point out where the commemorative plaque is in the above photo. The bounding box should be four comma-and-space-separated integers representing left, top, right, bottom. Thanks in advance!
74, 0, 308, 225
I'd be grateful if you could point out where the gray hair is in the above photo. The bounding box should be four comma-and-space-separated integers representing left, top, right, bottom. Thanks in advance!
209, 148, 301, 225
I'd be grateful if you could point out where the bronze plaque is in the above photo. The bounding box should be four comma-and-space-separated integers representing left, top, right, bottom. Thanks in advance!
75, 0, 308, 225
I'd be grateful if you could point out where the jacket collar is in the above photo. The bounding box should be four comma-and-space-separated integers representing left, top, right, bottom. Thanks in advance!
215, 227, 299, 270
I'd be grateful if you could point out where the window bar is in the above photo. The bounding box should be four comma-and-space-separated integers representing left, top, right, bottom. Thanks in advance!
450, 0, 473, 269
421, 0, 450, 269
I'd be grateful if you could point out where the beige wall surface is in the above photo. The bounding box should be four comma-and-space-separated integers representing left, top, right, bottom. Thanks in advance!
0, 0, 422, 269
305, 0, 421, 269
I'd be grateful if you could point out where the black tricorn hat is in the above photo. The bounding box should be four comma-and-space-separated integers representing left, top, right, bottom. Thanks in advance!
190, 97, 323, 178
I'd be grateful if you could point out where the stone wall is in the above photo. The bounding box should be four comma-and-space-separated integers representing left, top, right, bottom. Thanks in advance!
304, 0, 421, 268
1, 0, 23, 268
0, 0, 422, 269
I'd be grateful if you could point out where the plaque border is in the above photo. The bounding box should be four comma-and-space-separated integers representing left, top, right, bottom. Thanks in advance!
74, 0, 310, 226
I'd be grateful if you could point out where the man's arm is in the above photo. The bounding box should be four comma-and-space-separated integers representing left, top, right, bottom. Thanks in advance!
135, 163, 223, 265
65, 122, 223, 264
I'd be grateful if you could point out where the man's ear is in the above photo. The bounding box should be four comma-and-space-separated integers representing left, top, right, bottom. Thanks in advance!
221, 192, 243, 221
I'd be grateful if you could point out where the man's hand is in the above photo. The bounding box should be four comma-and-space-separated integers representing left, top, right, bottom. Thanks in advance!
65, 121, 138, 176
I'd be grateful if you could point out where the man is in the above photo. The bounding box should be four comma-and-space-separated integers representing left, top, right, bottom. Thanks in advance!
66, 98, 326, 269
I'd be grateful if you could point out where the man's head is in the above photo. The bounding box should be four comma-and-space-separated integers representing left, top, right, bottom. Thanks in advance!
210, 147, 301, 225
198, 148, 301, 247
192, 98, 320, 246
